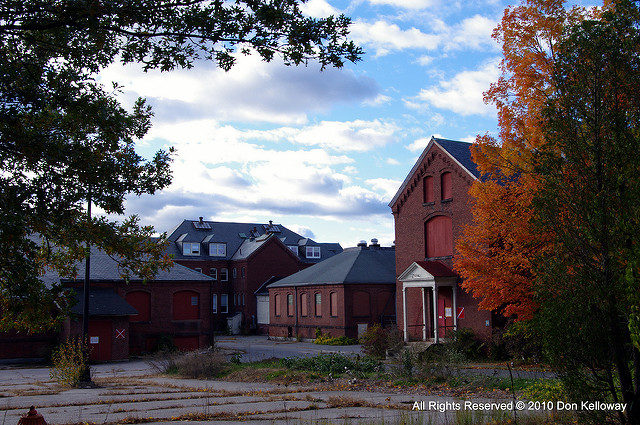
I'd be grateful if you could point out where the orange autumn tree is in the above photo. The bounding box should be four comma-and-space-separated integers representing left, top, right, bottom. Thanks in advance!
454, 0, 591, 320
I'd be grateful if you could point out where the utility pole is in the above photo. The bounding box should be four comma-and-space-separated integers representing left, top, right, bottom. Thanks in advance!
79, 186, 92, 385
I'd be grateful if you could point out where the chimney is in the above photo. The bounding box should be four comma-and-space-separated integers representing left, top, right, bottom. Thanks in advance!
269, 220, 273, 226
357, 240, 367, 248
370, 238, 380, 248
199, 216, 204, 223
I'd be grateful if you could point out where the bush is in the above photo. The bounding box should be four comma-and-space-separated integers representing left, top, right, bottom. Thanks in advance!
448, 328, 485, 360
147, 348, 227, 378
50, 337, 89, 387
314, 332, 357, 345
522, 379, 566, 402
359, 324, 404, 358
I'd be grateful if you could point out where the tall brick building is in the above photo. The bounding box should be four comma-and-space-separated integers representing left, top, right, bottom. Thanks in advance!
166, 219, 342, 331
389, 137, 492, 342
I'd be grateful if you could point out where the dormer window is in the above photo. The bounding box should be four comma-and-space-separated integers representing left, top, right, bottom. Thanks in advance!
183, 242, 200, 256
209, 243, 226, 257
306, 246, 321, 259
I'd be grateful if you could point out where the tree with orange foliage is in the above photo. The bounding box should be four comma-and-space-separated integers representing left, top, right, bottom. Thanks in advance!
454, 0, 586, 320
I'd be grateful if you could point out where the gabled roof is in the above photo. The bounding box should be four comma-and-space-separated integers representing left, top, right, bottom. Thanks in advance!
254, 276, 283, 295
167, 220, 342, 263
397, 261, 458, 283
267, 246, 395, 288
389, 137, 479, 208
415, 261, 458, 277
69, 288, 138, 316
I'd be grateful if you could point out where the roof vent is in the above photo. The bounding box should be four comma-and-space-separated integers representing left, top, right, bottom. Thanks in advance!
357, 240, 367, 247
370, 238, 380, 248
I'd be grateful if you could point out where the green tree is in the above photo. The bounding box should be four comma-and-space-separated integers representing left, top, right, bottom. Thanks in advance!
0, 0, 362, 332
533, 2, 640, 422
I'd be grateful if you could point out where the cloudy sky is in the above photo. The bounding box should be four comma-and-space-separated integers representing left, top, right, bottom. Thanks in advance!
99, 0, 595, 248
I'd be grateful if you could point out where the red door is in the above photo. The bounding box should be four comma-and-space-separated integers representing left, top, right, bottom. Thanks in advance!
88, 320, 112, 362
437, 287, 453, 338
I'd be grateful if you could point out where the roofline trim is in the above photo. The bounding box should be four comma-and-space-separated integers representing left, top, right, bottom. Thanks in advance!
388, 137, 478, 208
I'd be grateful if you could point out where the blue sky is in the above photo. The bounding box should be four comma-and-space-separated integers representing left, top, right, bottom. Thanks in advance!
98, 0, 595, 248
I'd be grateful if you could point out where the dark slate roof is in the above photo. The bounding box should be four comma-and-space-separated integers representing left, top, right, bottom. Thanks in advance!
415, 261, 458, 277
389, 136, 480, 208
254, 276, 283, 295
69, 288, 138, 316
49, 247, 213, 283
267, 246, 395, 288
166, 220, 342, 263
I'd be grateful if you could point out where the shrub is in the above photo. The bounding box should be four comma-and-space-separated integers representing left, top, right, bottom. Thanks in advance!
448, 328, 485, 360
147, 348, 227, 378
313, 332, 357, 345
359, 324, 404, 358
522, 379, 566, 402
50, 337, 89, 387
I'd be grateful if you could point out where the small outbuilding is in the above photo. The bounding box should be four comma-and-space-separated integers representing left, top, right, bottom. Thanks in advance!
267, 240, 396, 340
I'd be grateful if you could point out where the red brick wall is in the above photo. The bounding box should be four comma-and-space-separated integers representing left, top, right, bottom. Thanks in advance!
392, 143, 492, 339
66, 316, 129, 361
0, 331, 57, 359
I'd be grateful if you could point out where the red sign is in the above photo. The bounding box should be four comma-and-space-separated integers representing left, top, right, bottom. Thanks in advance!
115, 329, 125, 339
456, 307, 465, 319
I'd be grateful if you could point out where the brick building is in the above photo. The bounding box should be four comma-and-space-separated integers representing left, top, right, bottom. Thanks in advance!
267, 240, 395, 340
389, 137, 492, 342
166, 219, 342, 332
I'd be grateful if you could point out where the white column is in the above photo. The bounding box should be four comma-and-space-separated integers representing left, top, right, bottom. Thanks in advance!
433, 285, 438, 343
421, 287, 427, 341
403, 286, 408, 342
452, 285, 457, 330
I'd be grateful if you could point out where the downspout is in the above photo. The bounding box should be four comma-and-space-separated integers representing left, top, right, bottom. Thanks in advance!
209, 279, 214, 346
294, 286, 298, 338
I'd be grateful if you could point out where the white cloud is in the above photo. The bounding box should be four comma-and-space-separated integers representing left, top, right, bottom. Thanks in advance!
289, 120, 398, 152
300, 0, 340, 17
411, 59, 500, 116
366, 178, 402, 199
406, 137, 431, 152
350, 20, 440, 56
386, 158, 400, 165
445, 15, 498, 51
416, 55, 433, 66
363, 93, 392, 106
99, 54, 379, 125
367, 0, 437, 9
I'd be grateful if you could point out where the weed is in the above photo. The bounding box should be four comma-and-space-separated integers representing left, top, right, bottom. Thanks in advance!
50, 337, 89, 387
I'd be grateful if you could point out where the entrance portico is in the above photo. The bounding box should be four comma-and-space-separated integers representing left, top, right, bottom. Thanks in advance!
398, 261, 458, 342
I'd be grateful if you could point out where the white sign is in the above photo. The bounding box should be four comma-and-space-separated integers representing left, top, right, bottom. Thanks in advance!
90, 336, 99, 344
445, 307, 452, 317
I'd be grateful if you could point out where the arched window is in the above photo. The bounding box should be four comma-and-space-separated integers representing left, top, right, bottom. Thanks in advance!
275, 294, 281, 316
300, 293, 308, 317
425, 215, 453, 258
441, 172, 452, 200
330, 292, 338, 317
423, 176, 434, 203
173, 290, 199, 320
126, 291, 151, 322
287, 293, 294, 316
315, 293, 322, 316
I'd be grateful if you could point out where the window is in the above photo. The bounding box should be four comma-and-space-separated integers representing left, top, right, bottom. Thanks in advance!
242, 293, 245, 306
182, 242, 200, 256
194, 267, 202, 273
221, 268, 228, 281
315, 293, 322, 316
220, 294, 228, 313
126, 291, 151, 322
173, 290, 199, 320
287, 293, 294, 316
306, 246, 321, 259
210, 268, 217, 280
330, 292, 338, 317
275, 294, 281, 316
212, 294, 218, 313
300, 293, 308, 317
423, 176, 434, 203
441, 172, 452, 200
232, 268, 237, 278
241, 267, 245, 278
209, 243, 226, 257
425, 215, 453, 258
287, 245, 298, 255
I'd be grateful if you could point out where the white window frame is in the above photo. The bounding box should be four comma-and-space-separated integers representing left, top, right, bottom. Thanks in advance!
212, 294, 218, 313
183, 242, 201, 256
306, 246, 321, 259
220, 294, 228, 313
209, 242, 226, 257
221, 268, 228, 281
210, 268, 217, 280
232, 268, 237, 278
287, 245, 298, 255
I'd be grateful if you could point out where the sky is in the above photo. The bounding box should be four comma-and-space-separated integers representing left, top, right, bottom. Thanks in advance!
98, 0, 596, 249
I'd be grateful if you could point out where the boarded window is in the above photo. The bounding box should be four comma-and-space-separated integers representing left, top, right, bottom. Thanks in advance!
441, 172, 452, 200
287, 293, 294, 316
212, 294, 217, 313
300, 293, 308, 317
330, 292, 338, 317
315, 293, 322, 316
220, 294, 228, 313
423, 176, 434, 203
275, 294, 281, 316
173, 290, 199, 320
126, 291, 150, 322
425, 215, 453, 258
